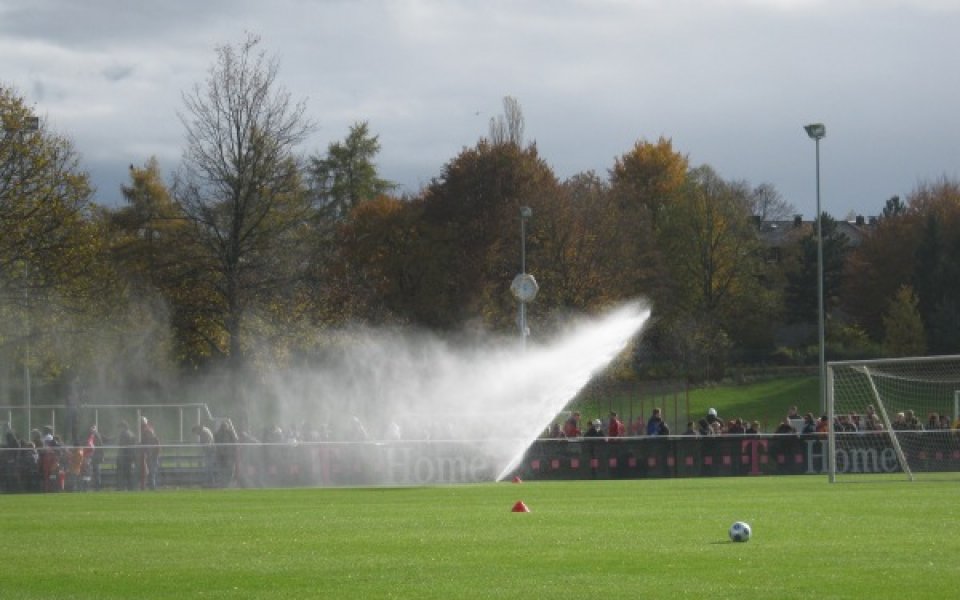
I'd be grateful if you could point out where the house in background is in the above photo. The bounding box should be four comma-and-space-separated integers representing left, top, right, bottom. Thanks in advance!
756, 214, 877, 263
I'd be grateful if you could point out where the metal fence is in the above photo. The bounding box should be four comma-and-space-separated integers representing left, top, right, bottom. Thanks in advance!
0, 403, 221, 444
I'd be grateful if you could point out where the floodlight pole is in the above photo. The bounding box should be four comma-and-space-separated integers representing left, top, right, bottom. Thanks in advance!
520, 206, 532, 350
804, 123, 826, 418
5, 115, 39, 434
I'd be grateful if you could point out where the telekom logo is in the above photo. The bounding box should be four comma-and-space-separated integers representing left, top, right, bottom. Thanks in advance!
741, 438, 769, 475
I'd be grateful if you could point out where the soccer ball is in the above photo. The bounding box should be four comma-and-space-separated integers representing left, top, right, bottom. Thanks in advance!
729, 521, 752, 542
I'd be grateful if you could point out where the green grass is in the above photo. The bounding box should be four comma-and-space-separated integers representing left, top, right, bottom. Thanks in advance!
576, 376, 820, 430
2, 477, 958, 599
687, 376, 820, 425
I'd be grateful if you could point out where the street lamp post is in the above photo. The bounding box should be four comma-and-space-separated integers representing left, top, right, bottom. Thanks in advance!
511, 206, 537, 350
521, 206, 531, 274
5, 114, 40, 434
803, 123, 826, 418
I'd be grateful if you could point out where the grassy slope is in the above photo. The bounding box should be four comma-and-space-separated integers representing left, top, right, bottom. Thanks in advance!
576, 376, 820, 431
687, 376, 821, 426
2, 477, 958, 599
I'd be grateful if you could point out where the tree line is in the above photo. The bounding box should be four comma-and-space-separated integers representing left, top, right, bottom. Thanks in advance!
1, 36, 958, 412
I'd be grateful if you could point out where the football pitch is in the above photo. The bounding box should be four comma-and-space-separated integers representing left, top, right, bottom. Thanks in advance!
2, 476, 957, 599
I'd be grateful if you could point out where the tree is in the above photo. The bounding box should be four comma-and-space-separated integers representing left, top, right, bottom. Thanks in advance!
842, 179, 960, 352
324, 194, 428, 325
488, 96, 525, 147
882, 195, 906, 218
908, 179, 960, 353
610, 137, 687, 230
749, 183, 794, 222
927, 297, 960, 354
309, 121, 394, 222
0, 86, 120, 399
416, 138, 561, 331
882, 285, 926, 357
112, 159, 187, 293
0, 88, 99, 307
841, 208, 919, 340
552, 171, 621, 308
656, 166, 777, 375
783, 213, 849, 325
658, 167, 756, 315
912, 214, 960, 353
107, 159, 216, 368
173, 34, 314, 375
607, 138, 688, 307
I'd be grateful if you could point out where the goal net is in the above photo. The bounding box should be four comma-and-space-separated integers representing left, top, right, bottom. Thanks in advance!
827, 355, 960, 482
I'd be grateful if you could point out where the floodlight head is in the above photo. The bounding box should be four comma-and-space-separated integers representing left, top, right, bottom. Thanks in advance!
804, 123, 826, 140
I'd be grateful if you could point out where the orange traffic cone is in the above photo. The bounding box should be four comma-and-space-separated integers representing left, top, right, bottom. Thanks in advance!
511, 500, 530, 513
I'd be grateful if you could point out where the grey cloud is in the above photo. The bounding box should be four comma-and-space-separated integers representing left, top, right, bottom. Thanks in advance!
4, 0, 960, 215
0, 0, 238, 46
102, 64, 135, 82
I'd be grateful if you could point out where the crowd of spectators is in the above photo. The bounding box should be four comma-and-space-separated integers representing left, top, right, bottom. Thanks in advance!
0, 417, 326, 493
6, 403, 960, 492
2, 412, 486, 494
544, 407, 761, 439
1, 419, 140, 493
543, 403, 960, 441
841, 407, 959, 432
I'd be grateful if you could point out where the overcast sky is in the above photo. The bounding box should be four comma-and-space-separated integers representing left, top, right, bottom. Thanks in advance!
2, 0, 958, 219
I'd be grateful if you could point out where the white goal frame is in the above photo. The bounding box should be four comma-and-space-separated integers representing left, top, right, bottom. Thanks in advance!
827, 354, 960, 483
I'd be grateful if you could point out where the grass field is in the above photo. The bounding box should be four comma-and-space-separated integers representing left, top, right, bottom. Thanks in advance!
2, 476, 958, 599
577, 375, 820, 430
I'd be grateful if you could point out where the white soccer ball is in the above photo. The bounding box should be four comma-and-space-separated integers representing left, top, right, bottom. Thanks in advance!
729, 521, 752, 542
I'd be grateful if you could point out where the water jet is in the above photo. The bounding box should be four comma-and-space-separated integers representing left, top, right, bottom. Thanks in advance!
260, 301, 650, 485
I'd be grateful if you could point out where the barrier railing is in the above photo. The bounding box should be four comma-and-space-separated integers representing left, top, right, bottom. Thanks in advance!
0, 403, 221, 443
3, 432, 958, 493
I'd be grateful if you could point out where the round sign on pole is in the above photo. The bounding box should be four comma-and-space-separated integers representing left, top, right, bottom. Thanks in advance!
511, 273, 539, 303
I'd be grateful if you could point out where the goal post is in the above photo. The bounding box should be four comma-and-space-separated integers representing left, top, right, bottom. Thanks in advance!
827, 355, 960, 482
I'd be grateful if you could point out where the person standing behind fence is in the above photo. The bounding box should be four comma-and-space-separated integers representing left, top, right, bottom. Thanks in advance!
3, 429, 21, 492
236, 423, 262, 488
139, 417, 160, 490
261, 424, 284, 485
706, 408, 721, 426
39, 427, 63, 492
66, 446, 86, 491
563, 412, 582, 438
85, 425, 104, 491
697, 418, 712, 436
584, 419, 604, 438
19, 440, 39, 492
192, 424, 216, 487
607, 412, 626, 438
116, 420, 136, 491
646, 408, 665, 436
214, 419, 239, 487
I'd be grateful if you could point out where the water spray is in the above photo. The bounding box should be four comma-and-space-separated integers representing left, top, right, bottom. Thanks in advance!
260, 301, 650, 485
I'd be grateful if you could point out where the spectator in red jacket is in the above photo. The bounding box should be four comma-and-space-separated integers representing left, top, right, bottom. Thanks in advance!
607, 412, 626, 438
562, 412, 581, 438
